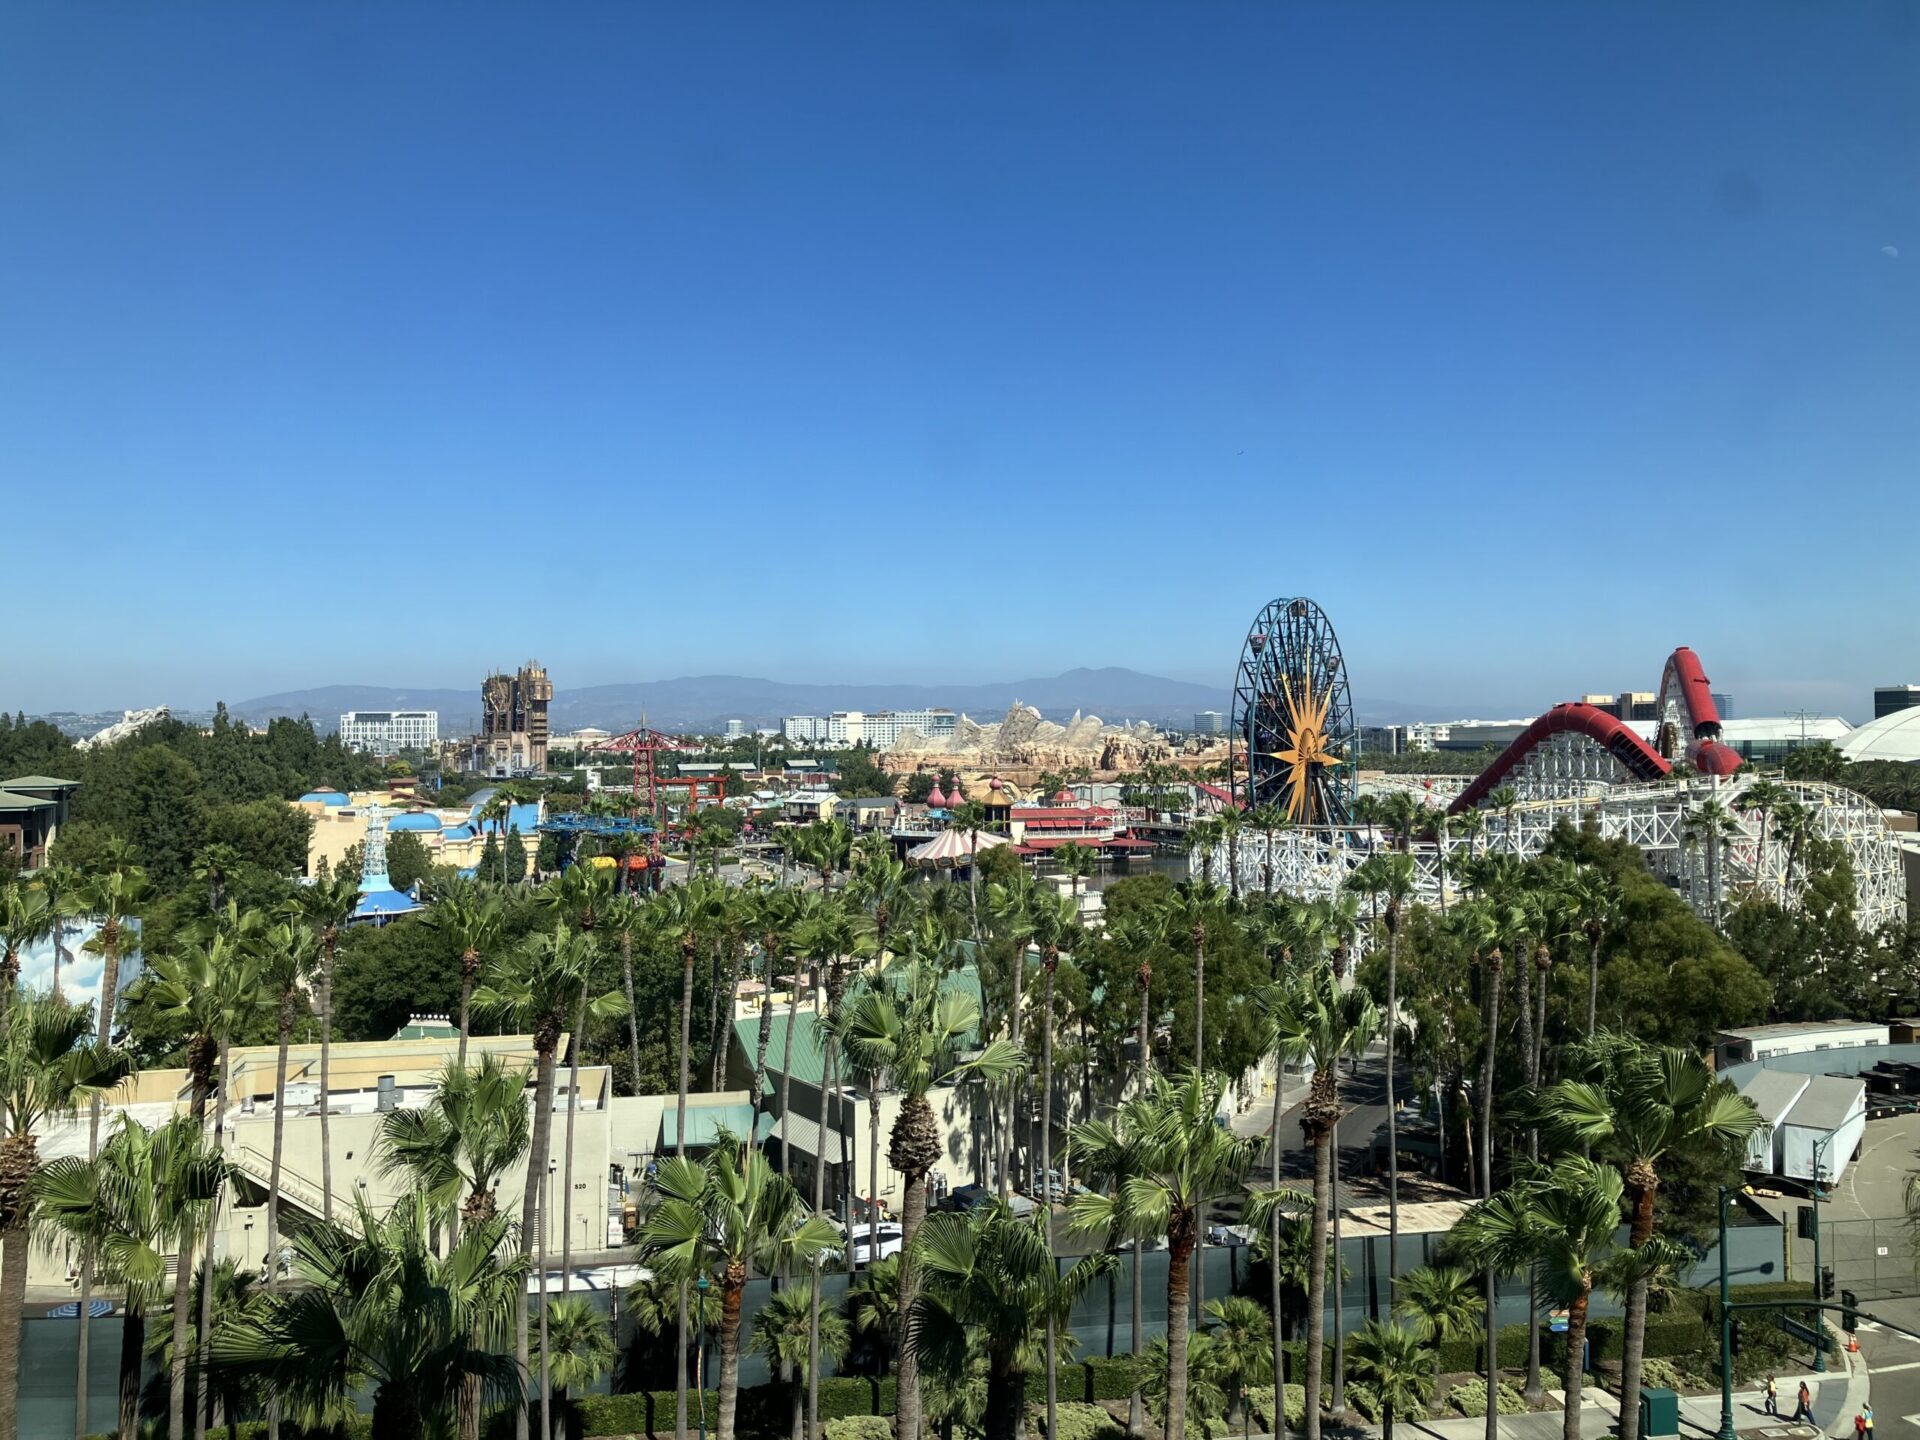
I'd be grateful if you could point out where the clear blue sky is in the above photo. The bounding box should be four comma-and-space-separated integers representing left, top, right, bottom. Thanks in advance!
4, 3, 1915, 720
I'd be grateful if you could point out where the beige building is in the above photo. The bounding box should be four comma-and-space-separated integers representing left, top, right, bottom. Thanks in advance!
293, 789, 540, 878
27, 1026, 750, 1295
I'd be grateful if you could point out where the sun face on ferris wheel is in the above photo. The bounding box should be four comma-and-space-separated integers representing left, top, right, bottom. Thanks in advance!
1272, 661, 1341, 822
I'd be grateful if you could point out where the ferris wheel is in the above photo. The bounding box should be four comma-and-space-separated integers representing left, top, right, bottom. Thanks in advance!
1231, 597, 1358, 826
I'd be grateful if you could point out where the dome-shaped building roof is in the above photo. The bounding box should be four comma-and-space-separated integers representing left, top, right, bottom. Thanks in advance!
299, 790, 349, 806
926, 781, 947, 807
1839, 706, 1920, 763
386, 811, 441, 832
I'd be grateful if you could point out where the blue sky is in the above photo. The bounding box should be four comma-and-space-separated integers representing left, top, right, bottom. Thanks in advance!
3, 3, 1915, 720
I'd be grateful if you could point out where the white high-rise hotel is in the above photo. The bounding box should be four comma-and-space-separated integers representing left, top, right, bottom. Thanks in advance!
782, 709, 958, 749
339, 710, 440, 756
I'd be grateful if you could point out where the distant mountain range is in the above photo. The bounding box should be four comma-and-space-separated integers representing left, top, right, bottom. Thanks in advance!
229, 668, 1242, 735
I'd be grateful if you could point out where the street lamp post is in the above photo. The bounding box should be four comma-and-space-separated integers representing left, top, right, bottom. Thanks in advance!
1811, 1132, 1834, 1373
1717, 1186, 1737, 1440
696, 1273, 711, 1440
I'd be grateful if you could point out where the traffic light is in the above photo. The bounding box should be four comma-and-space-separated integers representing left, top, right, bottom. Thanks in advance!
1730, 1320, 1744, 1356
1842, 1289, 1859, 1333
1820, 1266, 1836, 1300
1798, 1205, 1816, 1240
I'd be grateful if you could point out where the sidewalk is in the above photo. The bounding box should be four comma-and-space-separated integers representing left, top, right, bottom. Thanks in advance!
1336, 1329, 1869, 1440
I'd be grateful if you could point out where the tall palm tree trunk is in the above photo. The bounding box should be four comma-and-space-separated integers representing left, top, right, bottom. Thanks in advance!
1130, 973, 1151, 1438
517, 1042, 559, 1440
778, 971, 806, 1178
1040, 959, 1058, 1440
458, 948, 478, 1070
1616, 1183, 1658, 1440
1303, 1129, 1331, 1440
1270, 1041, 1289, 1440
677, 943, 696, 1440
117, 1308, 144, 1440
78, 918, 127, 1440
1329, 1119, 1344, 1421
622, 930, 642, 1093
168, 1217, 195, 1440
1561, 1286, 1591, 1440
749, 939, 777, 1134
561, 988, 586, 1294
1385, 917, 1401, 1276
265, 1001, 295, 1440
1002, 943, 1025, 1201
1165, 1211, 1196, 1440
197, 1036, 235, 1440
319, 943, 336, 1220
1586, 930, 1601, 1035
1479, 955, 1502, 1440
717, 1272, 746, 1440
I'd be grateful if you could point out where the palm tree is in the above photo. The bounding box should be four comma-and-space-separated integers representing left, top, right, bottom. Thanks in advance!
72, 852, 147, 1440
376, 1054, 533, 1238
1391, 1265, 1483, 1393
1356, 852, 1417, 1271
475, 924, 626, 1440
753, 1281, 851, 1440
0, 995, 134, 1440
1025, 889, 1080, 1440
1683, 797, 1739, 926
0, 879, 50, 1013
1563, 867, 1615, 1034
35, 1115, 225, 1440
1184, 817, 1222, 889
30, 863, 83, 1001
1487, 786, 1520, 853
840, 953, 1021, 1440
1068, 1070, 1260, 1440
213, 1189, 526, 1440
293, 870, 360, 1223
908, 1201, 1114, 1440
1541, 1035, 1760, 1440
254, 917, 319, 1440
1344, 1321, 1434, 1440
983, 869, 1040, 1198
1740, 778, 1792, 902
534, 1295, 616, 1435
1141, 1331, 1226, 1439
1054, 841, 1098, 911
1164, 881, 1225, 1070
947, 801, 991, 939
1772, 797, 1814, 900
1260, 968, 1379, 1440
846, 1253, 901, 1376
427, 879, 507, 1067
607, 891, 666, 1096
1246, 804, 1289, 897
1204, 1296, 1273, 1429
147, 932, 274, 1440
479, 782, 533, 884
641, 1145, 841, 1440
1215, 807, 1246, 901
1459, 1159, 1625, 1440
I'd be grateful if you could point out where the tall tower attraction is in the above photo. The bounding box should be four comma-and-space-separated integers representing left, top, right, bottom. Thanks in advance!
480, 661, 553, 774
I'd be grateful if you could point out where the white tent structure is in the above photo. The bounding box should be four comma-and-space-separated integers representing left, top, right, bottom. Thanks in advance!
907, 827, 1012, 866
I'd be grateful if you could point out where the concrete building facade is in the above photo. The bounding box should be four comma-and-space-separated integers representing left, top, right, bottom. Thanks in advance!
339, 709, 439, 756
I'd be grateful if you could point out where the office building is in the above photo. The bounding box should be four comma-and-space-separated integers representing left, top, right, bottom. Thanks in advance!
1875, 686, 1920, 720
1192, 710, 1225, 735
478, 661, 552, 774
339, 710, 439, 756
1712, 692, 1734, 720
724, 719, 747, 740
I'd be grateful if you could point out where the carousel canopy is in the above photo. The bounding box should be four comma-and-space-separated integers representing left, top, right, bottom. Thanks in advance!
907, 827, 1012, 866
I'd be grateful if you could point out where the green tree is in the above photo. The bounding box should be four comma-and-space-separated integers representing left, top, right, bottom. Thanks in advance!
1258, 968, 1379, 1440
533, 1295, 617, 1427
908, 1201, 1113, 1440
294, 872, 363, 1223
213, 1190, 527, 1440
754, 1282, 850, 1440
425, 879, 508, 1065
1392, 1265, 1483, 1392
640, 1145, 840, 1440
474, 924, 625, 1440
840, 949, 1021, 1440
1344, 1321, 1434, 1440
206, 800, 314, 877
376, 1054, 532, 1236
0, 995, 134, 1440
386, 831, 434, 892
1068, 1070, 1260, 1440
1352, 851, 1418, 1268
1541, 1035, 1761, 1440
1203, 1296, 1273, 1428
34, 1115, 225, 1440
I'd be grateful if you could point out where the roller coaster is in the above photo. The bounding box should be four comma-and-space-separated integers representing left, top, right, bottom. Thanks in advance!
1215, 606, 1906, 931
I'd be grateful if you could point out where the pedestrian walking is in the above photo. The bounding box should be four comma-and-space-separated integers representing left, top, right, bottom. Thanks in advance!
1765, 1376, 1779, 1416
1864, 1403, 1874, 1438
1793, 1381, 1814, 1424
